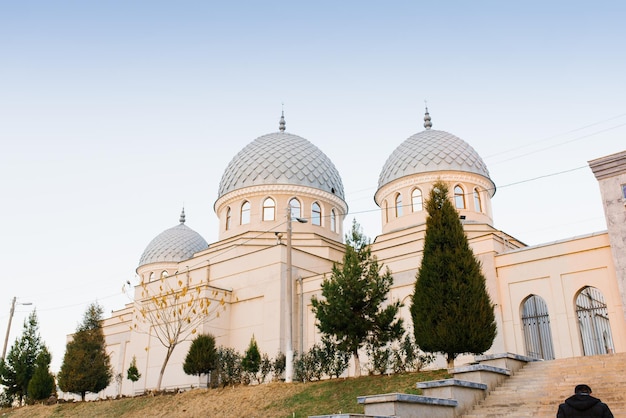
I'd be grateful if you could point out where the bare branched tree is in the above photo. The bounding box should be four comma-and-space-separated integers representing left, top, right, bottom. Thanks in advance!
131, 272, 229, 390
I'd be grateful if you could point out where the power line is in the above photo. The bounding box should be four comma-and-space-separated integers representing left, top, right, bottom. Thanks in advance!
487, 122, 626, 165
28, 292, 124, 313
484, 112, 626, 160
345, 163, 589, 217
496, 165, 588, 189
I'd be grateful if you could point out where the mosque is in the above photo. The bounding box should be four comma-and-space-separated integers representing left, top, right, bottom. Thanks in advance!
98, 110, 626, 396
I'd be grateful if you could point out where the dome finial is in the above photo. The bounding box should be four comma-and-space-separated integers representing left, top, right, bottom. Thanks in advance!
179, 207, 186, 224
424, 101, 432, 130
279, 104, 286, 132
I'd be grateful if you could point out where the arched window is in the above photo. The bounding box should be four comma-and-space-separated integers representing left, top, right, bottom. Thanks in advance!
330, 209, 337, 232
241, 201, 250, 225
312, 202, 322, 226
161, 270, 169, 279
576, 286, 615, 356
473, 188, 482, 212
395, 193, 403, 217
289, 198, 301, 219
412, 188, 423, 212
454, 185, 465, 209
521, 295, 555, 360
149, 272, 155, 282
263, 197, 275, 221
225, 207, 232, 230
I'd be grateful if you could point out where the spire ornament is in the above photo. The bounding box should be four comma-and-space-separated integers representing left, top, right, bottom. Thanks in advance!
179, 207, 186, 224
424, 103, 432, 130
279, 106, 286, 132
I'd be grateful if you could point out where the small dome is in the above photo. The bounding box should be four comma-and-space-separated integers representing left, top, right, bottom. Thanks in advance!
138, 210, 208, 268
378, 129, 493, 190
217, 131, 345, 200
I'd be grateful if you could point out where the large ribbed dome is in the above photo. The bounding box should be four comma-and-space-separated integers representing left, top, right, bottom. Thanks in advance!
378, 129, 493, 189
218, 131, 345, 200
138, 210, 208, 268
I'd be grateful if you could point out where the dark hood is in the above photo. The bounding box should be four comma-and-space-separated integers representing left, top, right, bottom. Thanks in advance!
565, 393, 602, 411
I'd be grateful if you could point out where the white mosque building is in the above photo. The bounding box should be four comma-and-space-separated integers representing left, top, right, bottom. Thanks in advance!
98, 110, 626, 396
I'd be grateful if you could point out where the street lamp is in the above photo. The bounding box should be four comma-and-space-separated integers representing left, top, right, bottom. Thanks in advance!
2, 297, 33, 360
285, 206, 307, 383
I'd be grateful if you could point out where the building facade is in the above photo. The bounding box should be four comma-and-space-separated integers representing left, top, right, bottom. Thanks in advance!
97, 112, 626, 397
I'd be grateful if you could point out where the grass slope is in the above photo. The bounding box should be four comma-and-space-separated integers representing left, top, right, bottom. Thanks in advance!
2, 370, 449, 418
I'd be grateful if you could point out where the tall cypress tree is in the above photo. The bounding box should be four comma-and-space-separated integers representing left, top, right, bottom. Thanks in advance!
58, 303, 112, 401
410, 181, 496, 368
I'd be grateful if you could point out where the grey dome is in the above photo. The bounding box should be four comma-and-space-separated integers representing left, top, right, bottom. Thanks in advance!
218, 131, 345, 200
138, 212, 208, 267
378, 129, 493, 189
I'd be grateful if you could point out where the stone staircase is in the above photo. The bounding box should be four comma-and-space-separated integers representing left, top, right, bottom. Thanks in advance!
462, 352, 626, 417
311, 352, 626, 418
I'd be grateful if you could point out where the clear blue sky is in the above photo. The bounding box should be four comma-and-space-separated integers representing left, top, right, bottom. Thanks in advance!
1, 1, 625, 372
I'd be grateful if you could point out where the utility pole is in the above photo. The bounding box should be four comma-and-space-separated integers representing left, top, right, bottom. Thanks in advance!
2, 297, 17, 360
285, 209, 294, 383
2, 297, 32, 360
284, 206, 307, 383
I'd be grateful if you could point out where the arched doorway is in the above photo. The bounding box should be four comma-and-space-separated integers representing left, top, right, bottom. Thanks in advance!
521, 295, 555, 360
576, 286, 614, 355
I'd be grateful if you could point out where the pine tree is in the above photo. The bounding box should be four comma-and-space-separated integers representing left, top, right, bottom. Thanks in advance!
182, 334, 217, 387
126, 355, 141, 396
126, 355, 141, 383
311, 220, 404, 377
27, 346, 55, 402
57, 303, 112, 401
241, 335, 261, 384
0, 310, 44, 405
410, 181, 496, 368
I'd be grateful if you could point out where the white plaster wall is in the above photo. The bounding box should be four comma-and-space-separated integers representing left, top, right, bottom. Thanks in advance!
495, 233, 625, 359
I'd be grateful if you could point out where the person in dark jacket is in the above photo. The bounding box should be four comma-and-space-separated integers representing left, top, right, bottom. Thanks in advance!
557, 384, 614, 418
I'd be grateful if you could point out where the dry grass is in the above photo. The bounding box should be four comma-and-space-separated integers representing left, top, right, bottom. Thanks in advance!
0, 370, 450, 418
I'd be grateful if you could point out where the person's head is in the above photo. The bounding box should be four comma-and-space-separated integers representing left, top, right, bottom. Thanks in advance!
575, 384, 592, 395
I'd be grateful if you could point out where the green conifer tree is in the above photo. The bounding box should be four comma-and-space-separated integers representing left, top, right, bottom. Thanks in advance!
126, 355, 141, 383
126, 355, 141, 396
0, 310, 44, 405
57, 303, 112, 401
410, 181, 496, 368
183, 334, 217, 387
311, 220, 403, 377
241, 335, 261, 384
26, 346, 55, 402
